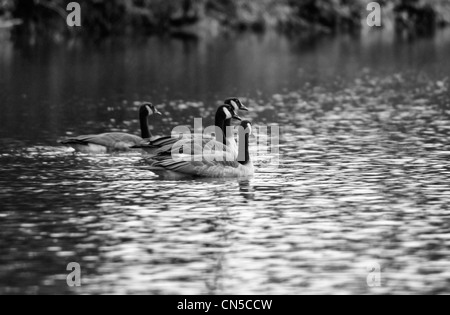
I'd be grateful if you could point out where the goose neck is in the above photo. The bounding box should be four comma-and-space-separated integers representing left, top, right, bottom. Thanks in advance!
238, 132, 250, 165
140, 113, 152, 139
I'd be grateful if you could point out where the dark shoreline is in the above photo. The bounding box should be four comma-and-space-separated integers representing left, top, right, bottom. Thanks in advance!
1, 0, 450, 40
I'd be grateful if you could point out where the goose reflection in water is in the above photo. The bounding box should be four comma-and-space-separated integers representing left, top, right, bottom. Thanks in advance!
239, 180, 255, 203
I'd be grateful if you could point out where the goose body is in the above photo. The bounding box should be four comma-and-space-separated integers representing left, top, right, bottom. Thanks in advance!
140, 133, 237, 161
149, 121, 254, 178
61, 133, 144, 154
60, 103, 161, 153
151, 157, 254, 178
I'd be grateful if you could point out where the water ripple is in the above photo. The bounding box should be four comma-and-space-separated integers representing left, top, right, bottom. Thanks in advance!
1, 74, 450, 294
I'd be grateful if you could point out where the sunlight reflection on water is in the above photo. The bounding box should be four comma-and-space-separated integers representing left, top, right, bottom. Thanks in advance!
1, 80, 450, 294
1, 32, 450, 294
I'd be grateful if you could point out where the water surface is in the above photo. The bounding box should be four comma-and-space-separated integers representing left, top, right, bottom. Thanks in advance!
1, 30, 450, 294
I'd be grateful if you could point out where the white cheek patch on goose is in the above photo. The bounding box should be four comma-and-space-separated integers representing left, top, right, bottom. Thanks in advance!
223, 108, 233, 119
247, 126, 252, 135
145, 105, 152, 115
231, 100, 239, 112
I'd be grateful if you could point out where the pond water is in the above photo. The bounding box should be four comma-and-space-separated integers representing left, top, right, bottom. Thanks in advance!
0, 29, 450, 294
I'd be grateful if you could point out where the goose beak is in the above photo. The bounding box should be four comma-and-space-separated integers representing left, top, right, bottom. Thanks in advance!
154, 109, 163, 116
232, 113, 242, 121
240, 104, 249, 111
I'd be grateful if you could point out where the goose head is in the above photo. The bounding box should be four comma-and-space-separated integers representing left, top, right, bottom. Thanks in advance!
240, 120, 253, 135
217, 104, 242, 123
140, 103, 162, 117
224, 98, 249, 112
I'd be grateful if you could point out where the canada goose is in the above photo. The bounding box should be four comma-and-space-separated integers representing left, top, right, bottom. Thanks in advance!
136, 98, 247, 151
136, 104, 243, 159
60, 103, 161, 154
149, 121, 254, 178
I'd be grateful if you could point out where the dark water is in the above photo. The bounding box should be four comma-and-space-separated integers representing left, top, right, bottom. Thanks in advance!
1, 30, 450, 294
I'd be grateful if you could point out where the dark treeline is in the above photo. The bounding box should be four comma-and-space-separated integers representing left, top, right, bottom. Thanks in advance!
1, 0, 450, 38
